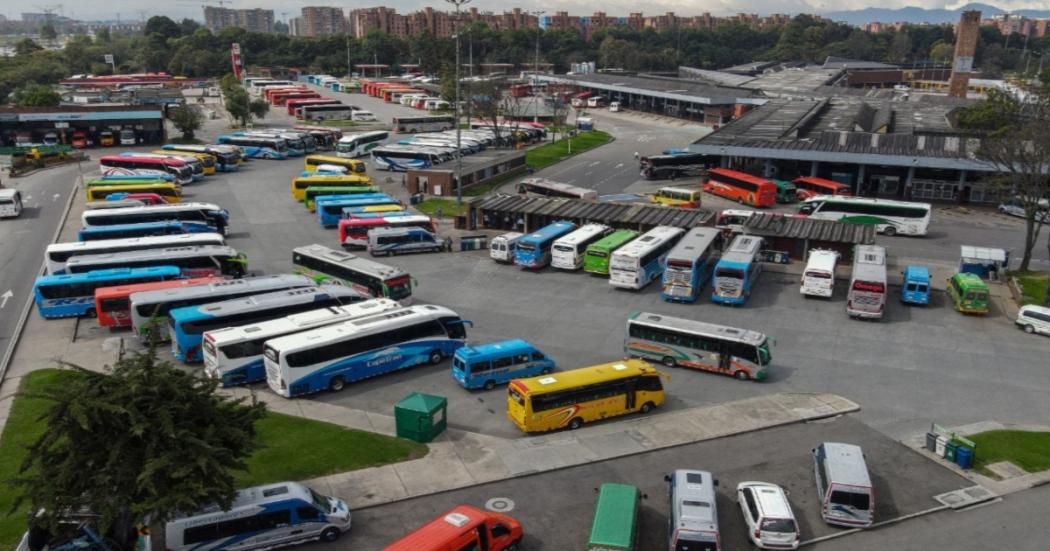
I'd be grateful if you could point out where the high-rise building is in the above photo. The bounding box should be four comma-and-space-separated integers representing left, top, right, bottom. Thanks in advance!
203, 7, 275, 33
301, 6, 347, 36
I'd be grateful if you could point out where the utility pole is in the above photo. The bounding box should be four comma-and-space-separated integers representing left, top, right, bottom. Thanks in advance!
446, 0, 471, 205
530, 10, 545, 124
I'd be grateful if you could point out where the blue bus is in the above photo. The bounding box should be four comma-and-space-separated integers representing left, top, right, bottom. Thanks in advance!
216, 135, 288, 160
514, 221, 576, 269
99, 173, 176, 182
661, 228, 722, 303
33, 266, 182, 319
711, 235, 764, 306
77, 221, 217, 242
316, 195, 399, 227
168, 285, 366, 363
451, 339, 555, 390
901, 265, 931, 305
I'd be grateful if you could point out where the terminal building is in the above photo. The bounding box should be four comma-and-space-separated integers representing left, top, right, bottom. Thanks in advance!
0, 105, 166, 147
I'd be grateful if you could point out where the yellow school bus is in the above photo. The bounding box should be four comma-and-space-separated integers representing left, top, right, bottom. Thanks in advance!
304, 154, 367, 174
291, 174, 374, 201
507, 359, 666, 433
85, 183, 181, 203
152, 150, 216, 175
650, 186, 702, 208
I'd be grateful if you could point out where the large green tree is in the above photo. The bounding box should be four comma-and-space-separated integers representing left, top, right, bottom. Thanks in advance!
170, 103, 204, 139
12, 83, 60, 106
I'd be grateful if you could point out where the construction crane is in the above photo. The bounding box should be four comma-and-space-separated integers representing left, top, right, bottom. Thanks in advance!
35, 4, 64, 23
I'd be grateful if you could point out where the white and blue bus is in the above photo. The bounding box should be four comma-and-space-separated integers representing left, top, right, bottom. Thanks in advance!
77, 221, 216, 242
451, 339, 555, 390
514, 221, 577, 269
168, 285, 366, 363
203, 298, 401, 386
551, 223, 611, 270
609, 226, 685, 290
238, 131, 310, 156
33, 266, 181, 319
336, 131, 389, 158
661, 227, 722, 303
64, 245, 247, 279
264, 304, 470, 397
711, 234, 764, 306
217, 135, 288, 160
162, 144, 243, 172
315, 194, 399, 227
46, 233, 225, 275
370, 146, 440, 171
81, 203, 230, 236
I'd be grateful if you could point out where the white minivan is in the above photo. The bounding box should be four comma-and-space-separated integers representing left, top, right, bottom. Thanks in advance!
490, 232, 524, 263
737, 481, 801, 549
0, 189, 23, 218
1016, 304, 1050, 336
813, 442, 875, 528
801, 249, 839, 298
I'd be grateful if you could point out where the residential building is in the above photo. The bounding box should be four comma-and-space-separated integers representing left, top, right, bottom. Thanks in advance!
203, 7, 275, 33
301, 6, 347, 36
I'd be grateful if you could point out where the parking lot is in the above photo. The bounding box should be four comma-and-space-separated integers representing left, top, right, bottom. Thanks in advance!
326, 415, 969, 550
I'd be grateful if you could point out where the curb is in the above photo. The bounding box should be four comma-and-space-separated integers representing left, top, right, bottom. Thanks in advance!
799, 505, 950, 547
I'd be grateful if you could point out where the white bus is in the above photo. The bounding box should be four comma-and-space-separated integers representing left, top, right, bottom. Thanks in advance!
336, 131, 389, 158
551, 223, 611, 270
370, 146, 442, 171
0, 189, 23, 218
81, 202, 230, 236
847, 245, 887, 320
63, 245, 245, 278
301, 104, 354, 121
517, 177, 598, 201
164, 481, 352, 550
392, 115, 455, 133
666, 469, 721, 551
609, 226, 685, 290
293, 243, 414, 303
799, 196, 931, 236
264, 304, 470, 397
203, 298, 401, 386
45, 233, 225, 275
800, 249, 840, 298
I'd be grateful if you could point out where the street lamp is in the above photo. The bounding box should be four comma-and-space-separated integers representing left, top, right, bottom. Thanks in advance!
530, 10, 545, 124
446, 0, 471, 206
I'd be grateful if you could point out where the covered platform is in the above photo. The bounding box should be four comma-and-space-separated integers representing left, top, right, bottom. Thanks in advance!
467, 193, 713, 233
742, 213, 876, 261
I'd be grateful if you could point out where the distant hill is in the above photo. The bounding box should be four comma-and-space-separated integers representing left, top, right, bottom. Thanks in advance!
823, 3, 1050, 26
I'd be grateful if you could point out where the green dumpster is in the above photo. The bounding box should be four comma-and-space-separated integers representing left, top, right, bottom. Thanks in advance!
945, 441, 958, 463
394, 392, 447, 443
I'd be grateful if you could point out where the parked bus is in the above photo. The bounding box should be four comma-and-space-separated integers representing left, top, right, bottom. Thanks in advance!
127, 152, 205, 180
900, 265, 931, 306
609, 226, 684, 290
303, 185, 381, 211
452, 339, 555, 390
625, 310, 771, 380
490, 232, 525, 263
317, 195, 400, 227
169, 285, 365, 363
846, 245, 887, 320
793, 176, 851, 200
81, 203, 230, 236
370, 146, 441, 171
651, 187, 703, 208
639, 153, 708, 180
95, 276, 223, 328
336, 131, 389, 158
239, 131, 310, 156
301, 104, 354, 121
551, 224, 611, 270
304, 155, 368, 174
293, 244, 414, 302
774, 179, 798, 204
47, 233, 225, 275
150, 150, 216, 175
666, 470, 721, 551
799, 196, 931, 237
287, 98, 340, 116
507, 359, 666, 432
0, 189, 23, 218
588, 483, 640, 551
516, 178, 598, 201
77, 221, 216, 242
583, 230, 639, 276
800, 249, 840, 298
34, 266, 182, 319
85, 199, 147, 210
292, 174, 374, 202
710, 235, 763, 305
162, 144, 242, 171
86, 176, 178, 190
264, 304, 469, 397
65, 245, 247, 279
130, 274, 315, 342
338, 214, 435, 249
514, 221, 577, 269
99, 155, 194, 185
393, 115, 456, 133
946, 272, 990, 315
86, 183, 181, 204
714, 209, 756, 234
382, 505, 522, 551
216, 135, 288, 160
164, 481, 352, 551
703, 168, 777, 208
661, 227, 721, 303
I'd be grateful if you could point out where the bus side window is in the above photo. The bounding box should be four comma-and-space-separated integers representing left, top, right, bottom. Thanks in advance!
297, 507, 321, 521
472, 361, 491, 373
493, 357, 513, 370
531, 351, 545, 361
514, 353, 530, 364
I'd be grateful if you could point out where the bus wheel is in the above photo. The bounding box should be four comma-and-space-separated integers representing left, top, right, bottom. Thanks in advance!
1024, 325, 1035, 334
640, 401, 655, 414
883, 226, 897, 236
734, 370, 750, 381
661, 356, 677, 368
320, 528, 341, 543
483, 379, 496, 390
329, 376, 346, 392
429, 350, 443, 365
568, 417, 583, 430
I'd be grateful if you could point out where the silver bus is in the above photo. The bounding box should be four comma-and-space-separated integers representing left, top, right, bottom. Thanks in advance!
665, 469, 721, 551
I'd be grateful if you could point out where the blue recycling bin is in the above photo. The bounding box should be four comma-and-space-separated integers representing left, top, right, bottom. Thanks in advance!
955, 446, 974, 469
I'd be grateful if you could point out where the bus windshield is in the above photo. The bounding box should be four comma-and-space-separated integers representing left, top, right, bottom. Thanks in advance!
386, 277, 412, 301
715, 267, 745, 280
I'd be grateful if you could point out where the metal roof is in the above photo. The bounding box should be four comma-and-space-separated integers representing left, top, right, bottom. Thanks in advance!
536, 73, 765, 106
471, 194, 712, 228
743, 213, 876, 245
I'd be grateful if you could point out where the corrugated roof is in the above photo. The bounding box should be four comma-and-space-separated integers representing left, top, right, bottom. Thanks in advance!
743, 213, 875, 244
471, 194, 713, 228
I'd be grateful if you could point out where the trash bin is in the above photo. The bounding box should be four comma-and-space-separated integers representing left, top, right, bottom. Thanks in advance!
459, 234, 488, 251
935, 436, 948, 457
409, 193, 421, 205
945, 441, 958, 463
955, 446, 974, 469
394, 392, 447, 443
925, 432, 938, 452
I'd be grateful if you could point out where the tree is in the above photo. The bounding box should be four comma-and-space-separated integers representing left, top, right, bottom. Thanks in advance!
249, 98, 270, 120
40, 23, 58, 41
13, 350, 267, 539
929, 40, 954, 63
12, 83, 61, 107
14, 38, 42, 56
224, 85, 252, 126
170, 103, 204, 139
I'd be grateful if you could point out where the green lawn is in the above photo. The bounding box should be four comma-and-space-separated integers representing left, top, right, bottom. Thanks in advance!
1013, 271, 1049, 306
0, 369, 426, 548
417, 198, 468, 219
526, 130, 613, 170
970, 430, 1050, 473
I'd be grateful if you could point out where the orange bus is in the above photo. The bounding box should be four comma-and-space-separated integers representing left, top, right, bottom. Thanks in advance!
702, 168, 778, 208
382, 505, 523, 551
94, 276, 223, 328
792, 176, 852, 201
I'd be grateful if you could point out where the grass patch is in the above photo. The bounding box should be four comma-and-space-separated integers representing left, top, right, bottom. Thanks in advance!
417, 198, 468, 219
1012, 271, 1049, 306
970, 430, 1050, 473
526, 130, 612, 170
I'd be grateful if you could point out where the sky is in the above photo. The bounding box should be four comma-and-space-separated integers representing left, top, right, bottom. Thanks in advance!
3, 0, 1047, 24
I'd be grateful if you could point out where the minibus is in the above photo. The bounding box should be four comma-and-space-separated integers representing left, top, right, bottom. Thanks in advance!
800, 249, 839, 298
0, 189, 23, 218
452, 339, 555, 390
1016, 304, 1050, 336
489, 232, 524, 263
588, 483, 640, 551
382, 505, 522, 551
946, 272, 989, 315
901, 265, 931, 305
666, 469, 720, 551
812, 442, 875, 528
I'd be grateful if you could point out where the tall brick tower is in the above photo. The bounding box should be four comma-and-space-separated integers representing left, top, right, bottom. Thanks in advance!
948, 10, 981, 98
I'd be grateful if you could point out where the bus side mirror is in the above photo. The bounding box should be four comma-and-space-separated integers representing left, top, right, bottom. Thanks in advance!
663, 474, 671, 483
714, 479, 720, 487
641, 493, 648, 500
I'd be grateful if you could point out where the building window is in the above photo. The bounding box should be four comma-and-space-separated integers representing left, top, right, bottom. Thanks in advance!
911, 179, 957, 201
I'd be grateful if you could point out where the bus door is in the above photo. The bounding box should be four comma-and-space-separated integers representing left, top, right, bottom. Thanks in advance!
625, 378, 637, 411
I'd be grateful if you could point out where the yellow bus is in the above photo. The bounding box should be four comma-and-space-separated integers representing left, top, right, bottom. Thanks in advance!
85, 183, 182, 203
291, 174, 374, 201
650, 186, 702, 208
344, 204, 406, 216
507, 359, 666, 433
304, 154, 368, 174
152, 150, 216, 175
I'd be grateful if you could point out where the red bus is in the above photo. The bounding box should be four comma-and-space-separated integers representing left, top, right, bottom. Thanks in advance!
382, 505, 522, 551
383, 88, 419, 103
263, 86, 308, 101
338, 214, 436, 248
792, 176, 852, 200
271, 90, 320, 106
702, 168, 778, 208
99, 155, 194, 185
94, 276, 223, 328
287, 97, 337, 115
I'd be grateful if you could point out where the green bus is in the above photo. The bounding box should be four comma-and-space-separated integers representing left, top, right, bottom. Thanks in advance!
946, 272, 989, 315
588, 483, 639, 551
774, 179, 798, 203
303, 185, 381, 211
583, 230, 639, 275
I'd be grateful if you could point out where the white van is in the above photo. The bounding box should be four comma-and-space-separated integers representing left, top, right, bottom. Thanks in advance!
165, 481, 351, 550
812, 442, 874, 527
665, 469, 720, 551
1016, 304, 1050, 336
737, 482, 800, 550
350, 110, 377, 122
801, 249, 839, 298
0, 189, 24, 218
609, 101, 621, 112
490, 232, 524, 263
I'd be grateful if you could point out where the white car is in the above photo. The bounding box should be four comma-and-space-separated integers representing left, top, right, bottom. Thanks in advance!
998, 198, 1049, 221
1016, 304, 1050, 336
737, 482, 800, 550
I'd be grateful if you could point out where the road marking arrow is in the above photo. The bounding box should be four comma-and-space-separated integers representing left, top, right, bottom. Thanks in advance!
52, 193, 61, 202
0, 290, 12, 309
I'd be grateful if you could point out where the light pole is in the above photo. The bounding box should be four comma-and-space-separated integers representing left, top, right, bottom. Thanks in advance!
530, 10, 545, 124
446, 0, 471, 205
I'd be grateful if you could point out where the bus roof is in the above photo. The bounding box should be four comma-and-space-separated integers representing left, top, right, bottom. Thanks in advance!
384, 505, 489, 549
666, 228, 720, 264
306, 155, 365, 165
49, 233, 224, 256
803, 195, 932, 211
669, 470, 718, 533
659, 186, 702, 195
294, 174, 372, 184
554, 224, 608, 248
612, 226, 684, 259
805, 249, 840, 271
629, 311, 766, 346
951, 272, 988, 290
819, 442, 873, 489
518, 221, 576, 246
855, 244, 886, 266
293, 243, 409, 280
339, 130, 388, 142
510, 359, 656, 396
589, 483, 639, 548
720, 235, 763, 265
205, 299, 401, 346
902, 265, 930, 282
708, 167, 773, 186
170, 285, 362, 322
35, 266, 181, 287
455, 338, 533, 361
265, 304, 458, 353
82, 202, 224, 220
95, 276, 224, 300
66, 245, 239, 272
793, 176, 850, 189
130, 274, 313, 306
588, 230, 639, 252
